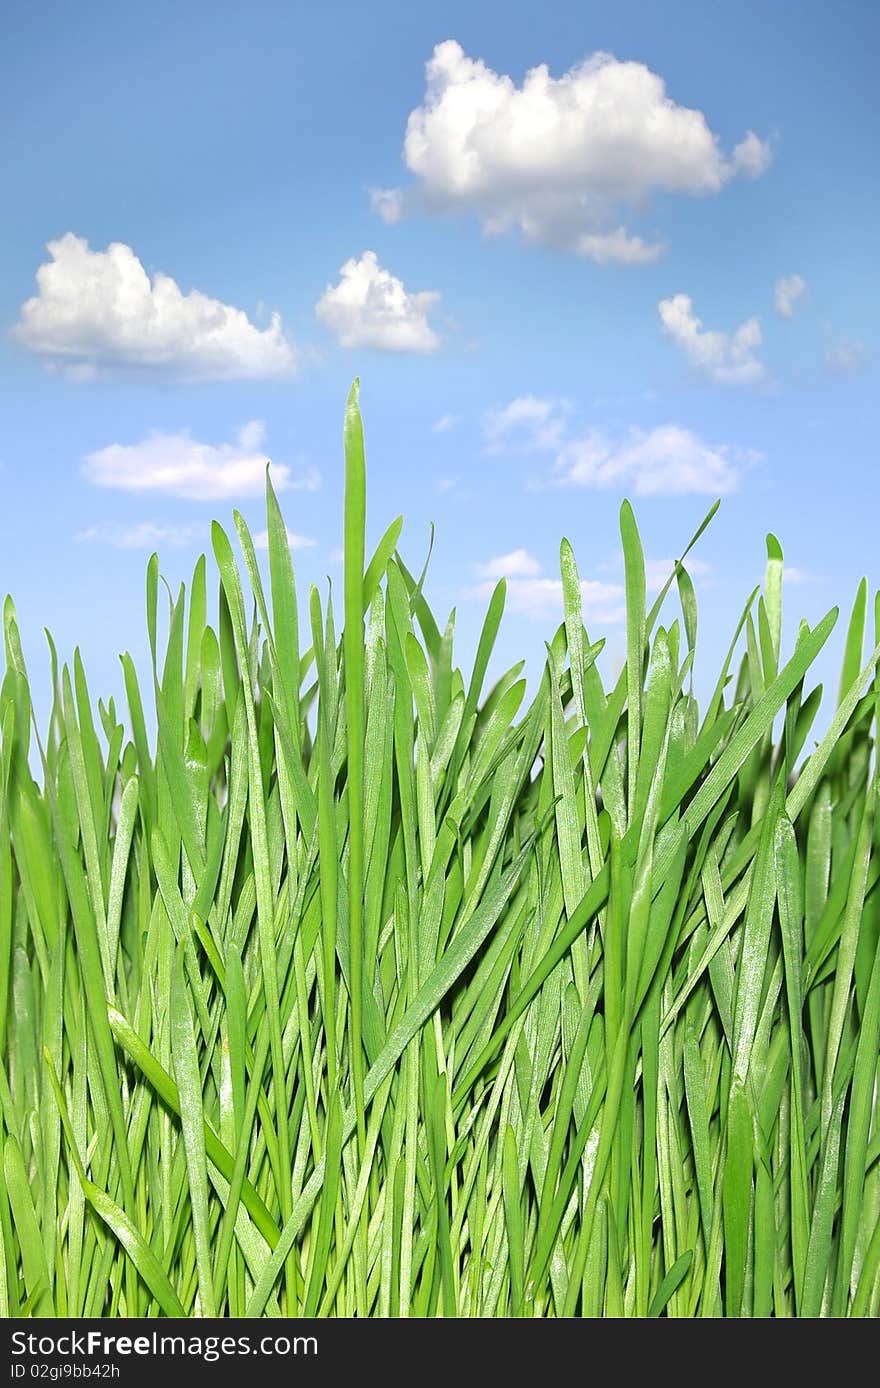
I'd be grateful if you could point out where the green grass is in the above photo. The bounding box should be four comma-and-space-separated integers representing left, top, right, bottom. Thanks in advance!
2, 380, 879, 1318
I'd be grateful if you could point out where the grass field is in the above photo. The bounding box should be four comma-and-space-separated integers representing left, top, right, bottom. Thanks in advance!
1, 382, 879, 1317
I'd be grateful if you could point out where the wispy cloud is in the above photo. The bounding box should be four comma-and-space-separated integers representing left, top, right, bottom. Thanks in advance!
774, 274, 806, 318
597, 553, 711, 595
474, 573, 625, 623
644, 556, 711, 590
315, 251, 440, 352
370, 188, 405, 224
824, 337, 866, 373
14, 234, 299, 381
782, 565, 819, 585
471, 549, 623, 622
484, 398, 743, 496
432, 413, 459, 433
252, 527, 316, 551
76, 522, 204, 549
476, 549, 542, 580
556, 424, 740, 495
659, 293, 763, 384
483, 396, 571, 453
375, 41, 770, 262
436, 475, 463, 496
83, 422, 320, 501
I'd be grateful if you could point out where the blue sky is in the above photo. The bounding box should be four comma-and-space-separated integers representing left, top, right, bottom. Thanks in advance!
1, 0, 878, 723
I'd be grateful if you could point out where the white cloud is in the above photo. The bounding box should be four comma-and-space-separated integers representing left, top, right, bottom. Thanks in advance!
643, 555, 711, 591
557, 423, 740, 495
83, 421, 320, 501
477, 548, 542, 580
477, 550, 716, 622
252, 527, 316, 550
485, 397, 741, 496
14, 234, 299, 381
377, 40, 771, 262
782, 566, 818, 585
731, 131, 774, 178
659, 293, 763, 384
825, 337, 866, 373
483, 396, 570, 453
473, 568, 624, 623
432, 413, 458, 432
774, 274, 806, 318
574, 229, 665, 265
436, 475, 461, 495
370, 188, 405, 224
598, 552, 711, 594
76, 522, 204, 549
315, 251, 440, 352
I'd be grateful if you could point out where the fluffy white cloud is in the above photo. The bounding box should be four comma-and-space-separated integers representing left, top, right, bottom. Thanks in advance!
659, 293, 763, 385
83, 421, 320, 501
252, 527, 316, 550
483, 396, 570, 452
557, 424, 739, 495
14, 234, 299, 381
375, 40, 771, 262
315, 251, 440, 352
473, 565, 624, 623
481, 551, 715, 621
76, 522, 204, 549
477, 548, 542, 580
774, 274, 806, 318
730, 131, 773, 178
485, 397, 741, 495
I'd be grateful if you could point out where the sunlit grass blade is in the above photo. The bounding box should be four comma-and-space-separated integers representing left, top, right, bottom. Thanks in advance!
1, 384, 875, 1320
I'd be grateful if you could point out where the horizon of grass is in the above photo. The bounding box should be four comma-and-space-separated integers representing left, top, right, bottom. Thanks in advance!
1, 380, 879, 1318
